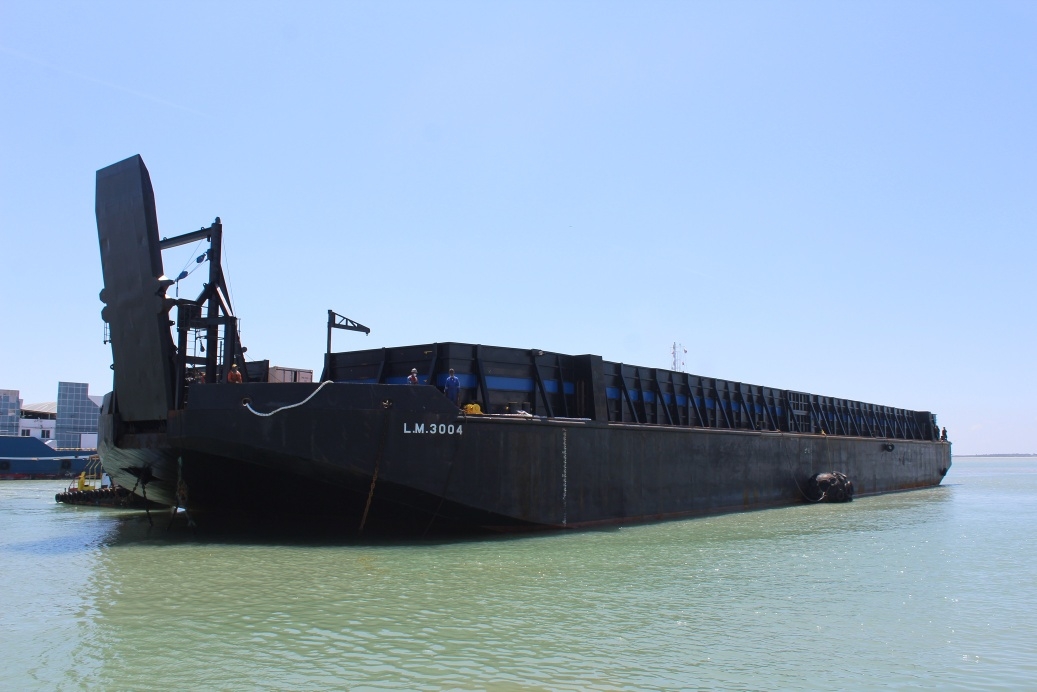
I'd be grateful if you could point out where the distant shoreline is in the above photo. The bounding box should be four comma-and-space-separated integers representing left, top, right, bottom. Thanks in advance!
954, 453, 1036, 458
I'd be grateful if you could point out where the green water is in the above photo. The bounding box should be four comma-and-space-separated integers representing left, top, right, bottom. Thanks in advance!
1, 458, 1034, 690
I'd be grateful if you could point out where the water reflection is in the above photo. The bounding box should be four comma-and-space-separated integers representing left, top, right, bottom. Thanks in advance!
87, 481, 954, 551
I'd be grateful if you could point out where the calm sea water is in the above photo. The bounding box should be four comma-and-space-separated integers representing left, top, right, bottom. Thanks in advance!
1, 457, 1034, 691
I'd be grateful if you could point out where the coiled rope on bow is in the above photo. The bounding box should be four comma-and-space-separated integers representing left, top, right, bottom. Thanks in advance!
244, 380, 334, 417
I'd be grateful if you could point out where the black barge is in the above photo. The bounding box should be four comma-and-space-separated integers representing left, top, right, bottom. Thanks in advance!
95, 155, 951, 532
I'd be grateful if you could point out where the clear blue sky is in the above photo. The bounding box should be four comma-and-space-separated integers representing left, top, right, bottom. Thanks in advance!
1, 2, 1034, 454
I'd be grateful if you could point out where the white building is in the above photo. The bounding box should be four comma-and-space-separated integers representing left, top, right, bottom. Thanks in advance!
19, 402, 58, 448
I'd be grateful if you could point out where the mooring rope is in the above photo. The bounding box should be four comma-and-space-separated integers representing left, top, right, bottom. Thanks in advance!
140, 481, 153, 526
781, 432, 824, 503
358, 462, 380, 535
244, 380, 334, 417
125, 472, 154, 525
167, 456, 196, 529
358, 412, 393, 535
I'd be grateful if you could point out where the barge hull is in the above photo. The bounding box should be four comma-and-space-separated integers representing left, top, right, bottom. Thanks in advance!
98, 383, 950, 532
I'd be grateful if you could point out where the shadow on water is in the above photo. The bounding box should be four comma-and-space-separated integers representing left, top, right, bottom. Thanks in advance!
96, 510, 600, 549
94, 485, 953, 550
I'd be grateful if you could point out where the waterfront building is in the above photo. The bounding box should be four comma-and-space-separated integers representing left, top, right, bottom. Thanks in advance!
56, 382, 102, 449
0, 390, 18, 436
0, 383, 101, 449
18, 402, 57, 444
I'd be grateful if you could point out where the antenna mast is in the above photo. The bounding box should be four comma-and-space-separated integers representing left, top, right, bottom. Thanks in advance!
671, 342, 686, 372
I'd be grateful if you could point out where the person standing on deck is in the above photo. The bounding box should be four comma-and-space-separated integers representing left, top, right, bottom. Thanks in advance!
444, 368, 460, 407
227, 364, 243, 384
408, 368, 419, 385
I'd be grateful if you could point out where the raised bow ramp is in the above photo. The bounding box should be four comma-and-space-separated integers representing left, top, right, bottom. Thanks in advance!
96, 155, 176, 422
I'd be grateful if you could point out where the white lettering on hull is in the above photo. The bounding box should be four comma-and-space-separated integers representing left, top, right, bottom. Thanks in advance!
403, 423, 462, 436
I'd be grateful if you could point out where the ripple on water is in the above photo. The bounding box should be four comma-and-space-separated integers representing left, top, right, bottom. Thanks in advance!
1, 463, 1036, 690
